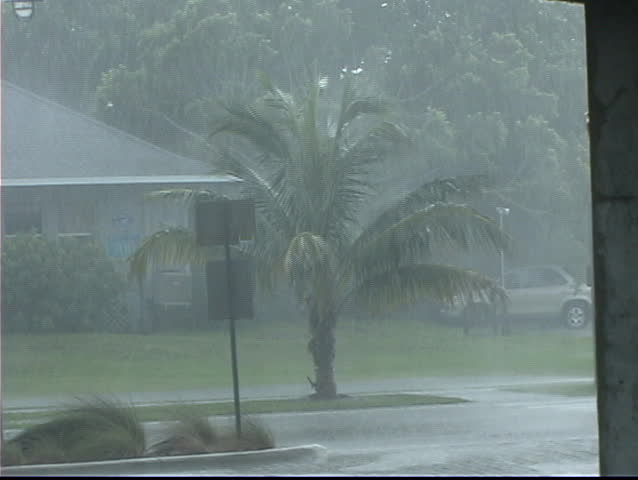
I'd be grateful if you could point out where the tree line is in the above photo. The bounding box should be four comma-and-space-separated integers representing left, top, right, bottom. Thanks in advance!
2, 0, 590, 276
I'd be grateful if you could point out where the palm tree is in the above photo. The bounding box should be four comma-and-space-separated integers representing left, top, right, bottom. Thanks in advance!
129, 75, 508, 399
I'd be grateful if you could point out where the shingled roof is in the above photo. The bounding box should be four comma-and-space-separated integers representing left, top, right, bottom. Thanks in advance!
1, 82, 220, 181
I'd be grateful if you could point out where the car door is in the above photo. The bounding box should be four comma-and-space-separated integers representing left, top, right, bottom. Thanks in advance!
504, 269, 529, 315
530, 267, 574, 315
506, 267, 572, 316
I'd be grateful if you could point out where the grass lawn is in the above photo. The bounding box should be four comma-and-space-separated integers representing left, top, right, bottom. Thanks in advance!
502, 381, 596, 397
3, 393, 467, 430
1, 318, 595, 399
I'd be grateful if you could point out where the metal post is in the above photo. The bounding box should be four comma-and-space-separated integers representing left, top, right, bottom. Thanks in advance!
496, 207, 509, 288
222, 200, 242, 437
499, 237, 505, 289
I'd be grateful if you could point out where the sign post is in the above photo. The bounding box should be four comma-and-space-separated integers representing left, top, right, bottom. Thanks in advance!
195, 197, 255, 437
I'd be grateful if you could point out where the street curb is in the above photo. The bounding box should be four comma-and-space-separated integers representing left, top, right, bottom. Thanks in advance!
0, 444, 328, 476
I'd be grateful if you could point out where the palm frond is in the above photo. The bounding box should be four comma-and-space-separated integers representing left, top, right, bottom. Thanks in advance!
321, 79, 403, 239
317, 120, 409, 243
343, 263, 506, 313
333, 75, 355, 145
349, 203, 509, 283
338, 97, 389, 136
256, 69, 276, 93
292, 82, 342, 236
344, 121, 410, 165
128, 227, 213, 282
415, 203, 509, 251
362, 174, 491, 238
334, 75, 388, 142
257, 70, 296, 113
211, 102, 291, 161
256, 71, 300, 137
237, 215, 290, 292
411, 174, 491, 201
216, 149, 295, 239
317, 160, 371, 244
299, 78, 322, 175
283, 232, 332, 278
283, 232, 336, 306
262, 90, 298, 131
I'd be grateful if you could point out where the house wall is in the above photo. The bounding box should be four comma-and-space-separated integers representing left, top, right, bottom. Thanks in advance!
2, 181, 238, 332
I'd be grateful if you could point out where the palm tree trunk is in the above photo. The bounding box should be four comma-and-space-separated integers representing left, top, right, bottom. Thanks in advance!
308, 308, 338, 399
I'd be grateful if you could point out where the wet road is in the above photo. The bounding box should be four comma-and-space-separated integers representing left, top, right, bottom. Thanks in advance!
145, 382, 598, 476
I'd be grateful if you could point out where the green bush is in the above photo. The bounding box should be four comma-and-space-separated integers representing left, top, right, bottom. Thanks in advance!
2, 397, 276, 466
146, 413, 275, 456
1, 440, 25, 466
4, 396, 146, 465
1, 234, 127, 333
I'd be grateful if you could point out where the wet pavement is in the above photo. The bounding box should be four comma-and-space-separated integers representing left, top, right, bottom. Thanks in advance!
194, 387, 598, 476
3, 375, 599, 476
2, 374, 594, 410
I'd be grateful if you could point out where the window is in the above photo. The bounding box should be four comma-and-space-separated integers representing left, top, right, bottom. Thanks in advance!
58, 195, 96, 235
3, 198, 42, 235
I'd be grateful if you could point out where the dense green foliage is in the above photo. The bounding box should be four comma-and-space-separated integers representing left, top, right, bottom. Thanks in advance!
2, 0, 590, 277
4, 397, 146, 465
146, 413, 274, 456
1, 235, 127, 333
2, 396, 274, 466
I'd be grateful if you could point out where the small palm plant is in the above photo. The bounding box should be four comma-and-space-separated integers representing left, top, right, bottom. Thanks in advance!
146, 412, 274, 456
5, 396, 145, 465
146, 411, 218, 457
130, 74, 508, 399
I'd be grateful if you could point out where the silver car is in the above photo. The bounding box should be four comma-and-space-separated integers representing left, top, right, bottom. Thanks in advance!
442, 265, 593, 330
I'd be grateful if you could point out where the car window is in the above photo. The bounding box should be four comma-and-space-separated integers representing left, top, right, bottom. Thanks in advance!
505, 272, 520, 289
515, 268, 567, 288
537, 268, 568, 287
520, 269, 540, 288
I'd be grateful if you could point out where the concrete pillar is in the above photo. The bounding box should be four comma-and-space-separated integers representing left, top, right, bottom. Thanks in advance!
585, 1, 638, 475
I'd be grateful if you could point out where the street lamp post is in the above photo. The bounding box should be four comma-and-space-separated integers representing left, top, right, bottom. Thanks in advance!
496, 207, 510, 288
3, 0, 43, 20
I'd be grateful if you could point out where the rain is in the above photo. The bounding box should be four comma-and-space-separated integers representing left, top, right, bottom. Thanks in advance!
1, 0, 597, 476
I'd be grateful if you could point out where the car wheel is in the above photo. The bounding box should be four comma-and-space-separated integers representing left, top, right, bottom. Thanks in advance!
563, 301, 589, 329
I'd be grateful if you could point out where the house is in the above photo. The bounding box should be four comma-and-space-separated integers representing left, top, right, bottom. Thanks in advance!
1, 81, 241, 331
